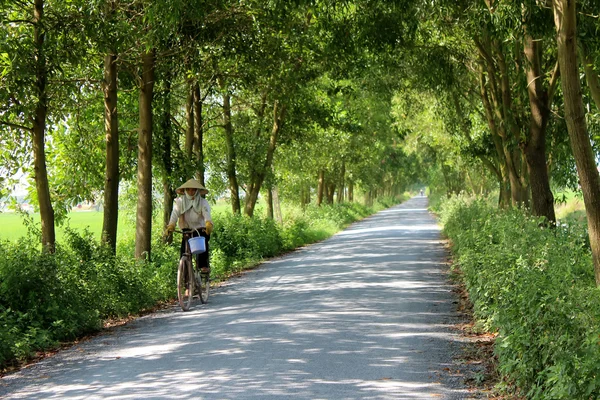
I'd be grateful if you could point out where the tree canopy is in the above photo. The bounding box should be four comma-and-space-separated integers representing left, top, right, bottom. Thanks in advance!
2, 0, 600, 272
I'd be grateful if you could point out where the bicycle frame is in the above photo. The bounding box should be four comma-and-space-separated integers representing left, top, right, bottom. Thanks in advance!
174, 228, 210, 307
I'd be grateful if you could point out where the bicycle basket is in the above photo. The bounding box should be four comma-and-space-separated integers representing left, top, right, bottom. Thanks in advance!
188, 236, 206, 254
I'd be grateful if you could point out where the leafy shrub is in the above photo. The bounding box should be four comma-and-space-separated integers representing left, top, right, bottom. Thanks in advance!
209, 212, 283, 276
0, 229, 175, 368
440, 194, 600, 398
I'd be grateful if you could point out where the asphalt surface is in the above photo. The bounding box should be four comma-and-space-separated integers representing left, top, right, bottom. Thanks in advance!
0, 196, 475, 399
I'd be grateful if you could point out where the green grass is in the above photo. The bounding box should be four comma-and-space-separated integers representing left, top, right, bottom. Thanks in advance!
0, 211, 132, 242
555, 189, 587, 227
0, 199, 271, 242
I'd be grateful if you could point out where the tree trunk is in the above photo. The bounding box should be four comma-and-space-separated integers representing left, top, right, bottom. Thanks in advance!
554, 0, 600, 285
476, 36, 528, 206
338, 160, 345, 203
193, 83, 205, 185
272, 185, 283, 224
523, 34, 556, 224
244, 101, 285, 217
317, 170, 325, 206
365, 190, 373, 206
160, 70, 174, 232
581, 44, 600, 112
135, 50, 155, 260
479, 65, 511, 207
348, 181, 354, 202
185, 81, 194, 159
266, 187, 274, 219
102, 53, 120, 251
300, 184, 308, 209
33, 0, 55, 253
220, 81, 241, 214
327, 181, 335, 204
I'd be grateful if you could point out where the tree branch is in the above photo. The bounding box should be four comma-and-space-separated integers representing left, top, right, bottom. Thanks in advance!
0, 120, 32, 132
547, 59, 560, 107
169, 115, 186, 135
581, 44, 600, 112
5, 19, 34, 25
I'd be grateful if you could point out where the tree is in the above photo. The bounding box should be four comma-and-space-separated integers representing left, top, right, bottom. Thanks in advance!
102, 51, 120, 250
553, 0, 600, 285
0, 0, 87, 252
135, 49, 155, 260
522, 30, 558, 224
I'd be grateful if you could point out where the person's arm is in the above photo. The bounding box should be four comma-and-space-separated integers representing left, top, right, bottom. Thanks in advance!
202, 199, 212, 224
203, 199, 213, 234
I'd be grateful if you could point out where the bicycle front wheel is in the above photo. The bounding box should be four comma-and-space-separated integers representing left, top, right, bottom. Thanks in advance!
198, 272, 210, 304
177, 256, 194, 311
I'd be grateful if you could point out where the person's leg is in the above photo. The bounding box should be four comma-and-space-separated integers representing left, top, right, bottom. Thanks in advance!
197, 231, 210, 272
179, 234, 186, 258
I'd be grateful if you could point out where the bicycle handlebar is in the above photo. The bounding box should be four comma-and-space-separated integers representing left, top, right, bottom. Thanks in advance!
172, 228, 206, 235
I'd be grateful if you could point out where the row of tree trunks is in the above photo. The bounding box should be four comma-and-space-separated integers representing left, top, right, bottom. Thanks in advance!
135, 50, 155, 260
315, 167, 355, 206
27, 8, 207, 258
299, 183, 311, 208
475, 27, 559, 220
553, 0, 600, 286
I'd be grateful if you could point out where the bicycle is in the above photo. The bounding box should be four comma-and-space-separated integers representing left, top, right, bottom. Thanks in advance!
174, 229, 210, 311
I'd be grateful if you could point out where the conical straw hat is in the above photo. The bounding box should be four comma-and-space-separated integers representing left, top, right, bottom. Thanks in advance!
176, 179, 208, 195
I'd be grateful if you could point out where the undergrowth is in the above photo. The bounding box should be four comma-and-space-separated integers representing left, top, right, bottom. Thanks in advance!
439, 195, 600, 399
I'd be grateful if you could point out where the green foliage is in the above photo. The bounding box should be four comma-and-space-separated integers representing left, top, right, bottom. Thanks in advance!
0, 228, 174, 368
209, 212, 284, 275
440, 195, 600, 398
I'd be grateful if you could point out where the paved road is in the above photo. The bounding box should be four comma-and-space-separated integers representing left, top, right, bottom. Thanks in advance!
0, 196, 473, 399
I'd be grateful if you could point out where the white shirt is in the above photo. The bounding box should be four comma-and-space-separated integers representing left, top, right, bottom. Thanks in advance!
169, 196, 212, 230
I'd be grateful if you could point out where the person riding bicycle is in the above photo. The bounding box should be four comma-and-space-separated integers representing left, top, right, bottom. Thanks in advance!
164, 179, 213, 273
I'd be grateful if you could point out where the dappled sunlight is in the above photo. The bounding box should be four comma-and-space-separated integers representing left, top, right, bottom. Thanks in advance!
337, 224, 441, 236
378, 208, 429, 213
106, 343, 186, 360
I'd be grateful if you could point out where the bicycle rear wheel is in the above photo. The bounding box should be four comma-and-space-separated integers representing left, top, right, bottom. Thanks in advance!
198, 272, 210, 304
177, 256, 194, 311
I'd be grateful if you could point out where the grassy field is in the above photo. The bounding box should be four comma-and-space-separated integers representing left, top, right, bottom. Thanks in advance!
0, 201, 251, 242
555, 190, 586, 224
0, 211, 122, 242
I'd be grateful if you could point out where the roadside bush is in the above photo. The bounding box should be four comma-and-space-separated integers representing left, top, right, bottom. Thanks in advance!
209, 212, 283, 276
440, 195, 600, 398
0, 229, 175, 368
